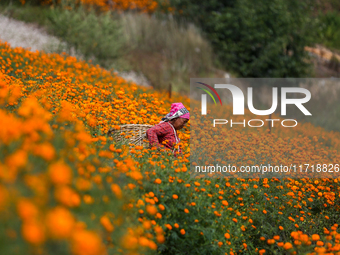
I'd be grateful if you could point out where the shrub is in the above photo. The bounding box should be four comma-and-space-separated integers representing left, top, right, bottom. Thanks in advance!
317, 11, 340, 51
47, 5, 124, 68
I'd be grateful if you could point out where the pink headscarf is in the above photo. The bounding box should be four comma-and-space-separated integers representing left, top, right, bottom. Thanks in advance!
160, 102, 190, 123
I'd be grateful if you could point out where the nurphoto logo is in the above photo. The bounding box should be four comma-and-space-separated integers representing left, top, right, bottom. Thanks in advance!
197, 82, 312, 128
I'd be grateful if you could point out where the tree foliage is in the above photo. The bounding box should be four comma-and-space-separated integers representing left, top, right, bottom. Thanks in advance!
166, 0, 318, 77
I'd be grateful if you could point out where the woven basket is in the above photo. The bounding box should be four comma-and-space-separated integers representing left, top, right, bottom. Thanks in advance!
107, 124, 153, 147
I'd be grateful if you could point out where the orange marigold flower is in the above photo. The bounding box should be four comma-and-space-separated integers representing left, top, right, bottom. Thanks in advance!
34, 143, 55, 161
55, 186, 81, 207
100, 215, 114, 232
222, 200, 228, 206
46, 207, 75, 238
156, 234, 165, 243
49, 161, 72, 185
121, 234, 138, 250
111, 184, 122, 199
283, 242, 293, 250
146, 205, 157, 215
312, 234, 320, 241
17, 199, 39, 221
22, 220, 45, 245
316, 241, 324, 246
267, 239, 275, 245
154, 178, 162, 184
71, 230, 105, 255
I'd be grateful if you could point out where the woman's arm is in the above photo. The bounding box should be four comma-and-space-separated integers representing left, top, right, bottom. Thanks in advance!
146, 123, 170, 149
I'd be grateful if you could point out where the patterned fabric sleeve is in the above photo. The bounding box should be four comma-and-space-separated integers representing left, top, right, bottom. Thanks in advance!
146, 124, 171, 148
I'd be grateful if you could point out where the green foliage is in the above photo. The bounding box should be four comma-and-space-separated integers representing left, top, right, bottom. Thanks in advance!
46, 6, 124, 68
164, 0, 317, 78
317, 11, 340, 51
0, 4, 51, 26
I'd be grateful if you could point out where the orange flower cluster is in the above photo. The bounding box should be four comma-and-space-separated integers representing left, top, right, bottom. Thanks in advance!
0, 41, 174, 254
21, 0, 160, 13
190, 105, 340, 179
100, 0, 158, 13
2, 38, 340, 255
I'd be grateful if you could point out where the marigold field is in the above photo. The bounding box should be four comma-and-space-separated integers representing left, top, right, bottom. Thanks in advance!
21, 0, 171, 13
1, 40, 340, 255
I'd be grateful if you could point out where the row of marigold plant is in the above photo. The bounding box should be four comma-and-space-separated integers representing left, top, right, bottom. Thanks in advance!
1, 40, 340, 254
18, 0, 176, 14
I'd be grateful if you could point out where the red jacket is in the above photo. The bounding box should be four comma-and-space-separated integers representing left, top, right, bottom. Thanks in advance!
146, 122, 182, 155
